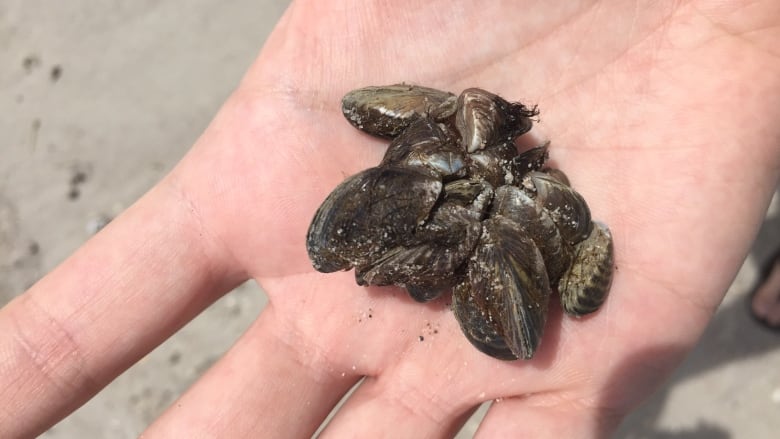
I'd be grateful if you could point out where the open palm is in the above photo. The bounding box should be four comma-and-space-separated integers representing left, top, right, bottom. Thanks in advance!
2, 1, 778, 438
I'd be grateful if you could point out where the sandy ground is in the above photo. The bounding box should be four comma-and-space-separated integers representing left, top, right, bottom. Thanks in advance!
1, 1, 778, 437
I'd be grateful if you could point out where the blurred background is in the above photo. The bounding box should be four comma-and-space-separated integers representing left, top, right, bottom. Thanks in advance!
1, 1, 778, 437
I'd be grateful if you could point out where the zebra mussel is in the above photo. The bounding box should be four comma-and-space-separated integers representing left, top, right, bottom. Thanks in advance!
306, 84, 614, 360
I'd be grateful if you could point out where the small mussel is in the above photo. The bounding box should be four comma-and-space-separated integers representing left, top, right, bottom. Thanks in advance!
342, 84, 458, 138
307, 84, 614, 360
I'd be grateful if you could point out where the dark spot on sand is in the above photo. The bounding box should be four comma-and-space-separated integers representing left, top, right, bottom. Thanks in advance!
50, 65, 62, 82
22, 55, 40, 72
70, 170, 87, 185
67, 167, 90, 201
169, 351, 182, 365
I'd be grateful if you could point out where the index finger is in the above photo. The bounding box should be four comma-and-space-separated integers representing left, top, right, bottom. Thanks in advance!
0, 169, 244, 438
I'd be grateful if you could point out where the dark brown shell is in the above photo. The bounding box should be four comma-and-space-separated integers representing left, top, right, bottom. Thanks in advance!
542, 167, 571, 186
467, 141, 517, 187
452, 217, 551, 360
522, 171, 593, 245
456, 88, 505, 153
451, 281, 516, 360
380, 119, 466, 179
342, 84, 458, 138
491, 185, 573, 282
356, 203, 482, 302
455, 88, 537, 153
511, 143, 550, 178
442, 179, 494, 219
306, 166, 442, 272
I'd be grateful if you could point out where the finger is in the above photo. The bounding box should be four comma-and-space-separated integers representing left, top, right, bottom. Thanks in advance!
474, 396, 623, 439
317, 315, 516, 439
319, 376, 477, 439
142, 275, 370, 438
142, 272, 471, 438
0, 177, 243, 438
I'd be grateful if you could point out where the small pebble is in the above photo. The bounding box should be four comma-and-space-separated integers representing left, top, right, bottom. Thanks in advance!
86, 215, 113, 234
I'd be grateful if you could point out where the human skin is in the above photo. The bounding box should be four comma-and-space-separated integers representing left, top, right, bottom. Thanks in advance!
1, 1, 779, 437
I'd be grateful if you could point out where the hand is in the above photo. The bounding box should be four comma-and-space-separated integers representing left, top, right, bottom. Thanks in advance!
2, 1, 778, 437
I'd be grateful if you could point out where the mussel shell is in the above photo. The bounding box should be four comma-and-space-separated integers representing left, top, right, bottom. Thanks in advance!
468, 141, 518, 186
455, 88, 537, 153
522, 171, 592, 245
511, 143, 550, 179
355, 203, 482, 302
451, 282, 517, 360
306, 166, 442, 272
542, 167, 570, 186
558, 221, 614, 316
456, 88, 505, 153
452, 217, 552, 360
491, 185, 573, 283
442, 179, 494, 220
380, 119, 466, 179
341, 84, 458, 138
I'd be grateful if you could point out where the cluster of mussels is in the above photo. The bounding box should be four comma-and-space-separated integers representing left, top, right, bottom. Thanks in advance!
306, 85, 614, 360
